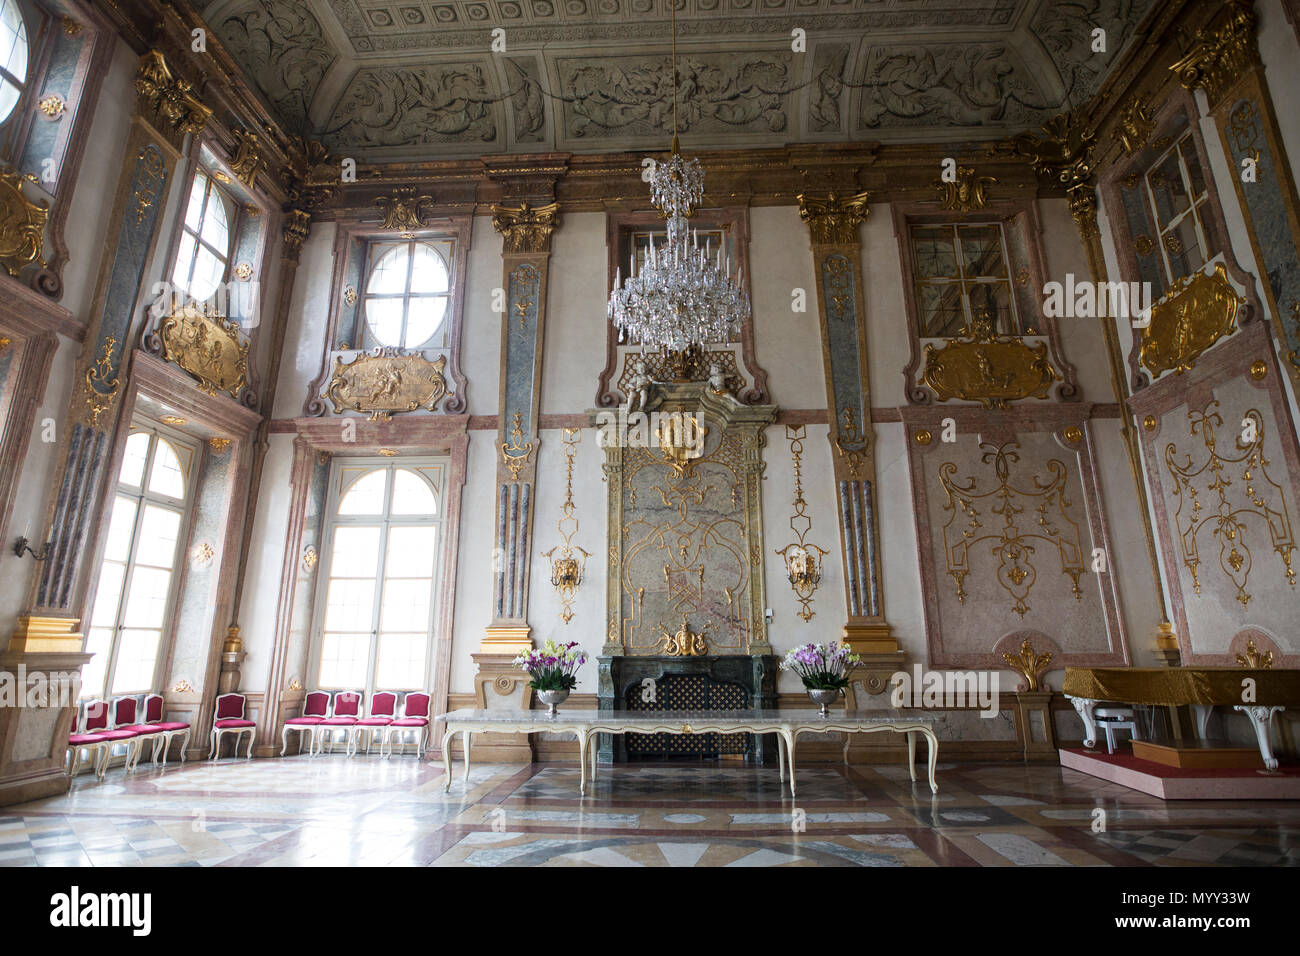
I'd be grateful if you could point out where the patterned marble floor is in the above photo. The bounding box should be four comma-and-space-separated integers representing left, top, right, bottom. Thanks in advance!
2, 756, 1298, 866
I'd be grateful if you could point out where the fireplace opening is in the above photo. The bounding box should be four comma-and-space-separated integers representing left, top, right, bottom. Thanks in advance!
624, 672, 750, 758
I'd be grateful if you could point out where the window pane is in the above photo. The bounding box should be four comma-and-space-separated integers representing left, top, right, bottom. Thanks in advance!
111, 629, 161, 693
338, 471, 387, 516
148, 439, 186, 499
1180, 139, 1206, 199
386, 524, 436, 575
968, 282, 1015, 334
391, 470, 436, 516
90, 561, 126, 629
185, 174, 207, 231
380, 578, 431, 631
403, 297, 446, 347
408, 243, 449, 294
319, 633, 369, 688
1163, 218, 1205, 282
189, 246, 223, 301
80, 629, 112, 700
913, 227, 957, 278
135, 506, 181, 568
103, 496, 138, 562
122, 566, 172, 628
119, 432, 150, 487
0, 80, 18, 126
919, 283, 964, 337
201, 190, 230, 252
0, 0, 27, 88
364, 297, 404, 347
367, 245, 410, 295
1147, 152, 1191, 229
375, 633, 426, 690
324, 578, 376, 632
331, 525, 382, 576
172, 232, 196, 293
959, 225, 1005, 277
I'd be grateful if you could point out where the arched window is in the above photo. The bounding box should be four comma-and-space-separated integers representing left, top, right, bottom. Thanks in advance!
313, 460, 446, 695
82, 427, 197, 698
0, 0, 29, 125
170, 169, 232, 302
362, 239, 452, 348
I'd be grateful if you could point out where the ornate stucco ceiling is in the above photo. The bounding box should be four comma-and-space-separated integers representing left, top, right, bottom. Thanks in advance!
200, 0, 1158, 160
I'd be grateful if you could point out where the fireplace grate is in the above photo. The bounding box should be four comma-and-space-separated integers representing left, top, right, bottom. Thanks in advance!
625, 673, 749, 757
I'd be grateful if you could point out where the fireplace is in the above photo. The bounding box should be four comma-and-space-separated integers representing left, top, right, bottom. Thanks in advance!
597, 655, 778, 762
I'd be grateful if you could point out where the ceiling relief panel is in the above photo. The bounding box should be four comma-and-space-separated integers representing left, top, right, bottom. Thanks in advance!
200, 0, 1158, 156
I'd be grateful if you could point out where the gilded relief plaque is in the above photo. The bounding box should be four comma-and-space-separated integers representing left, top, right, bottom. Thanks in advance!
158, 305, 249, 399
1139, 263, 1241, 378
324, 348, 449, 418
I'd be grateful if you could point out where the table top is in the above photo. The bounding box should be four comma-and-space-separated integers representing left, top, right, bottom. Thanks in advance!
435, 708, 936, 727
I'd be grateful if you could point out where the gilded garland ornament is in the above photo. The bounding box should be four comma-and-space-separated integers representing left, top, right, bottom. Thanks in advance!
83, 337, 120, 427
501, 411, 534, 480
939, 441, 1086, 617
774, 424, 828, 622
1164, 401, 1295, 607
540, 428, 590, 624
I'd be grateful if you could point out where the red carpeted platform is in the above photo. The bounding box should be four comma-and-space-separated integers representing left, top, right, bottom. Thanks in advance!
1059, 747, 1300, 799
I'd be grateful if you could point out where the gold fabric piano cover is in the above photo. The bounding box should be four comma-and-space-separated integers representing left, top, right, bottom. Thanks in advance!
1063, 667, 1300, 705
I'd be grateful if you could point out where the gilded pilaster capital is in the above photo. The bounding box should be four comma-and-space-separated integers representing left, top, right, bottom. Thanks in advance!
491, 200, 560, 254
796, 191, 870, 246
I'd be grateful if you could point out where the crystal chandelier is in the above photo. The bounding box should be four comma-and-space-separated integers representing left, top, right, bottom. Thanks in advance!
606, 3, 749, 353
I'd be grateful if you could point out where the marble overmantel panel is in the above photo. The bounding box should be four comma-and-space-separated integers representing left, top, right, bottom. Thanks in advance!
1129, 320, 1300, 667
899, 404, 1130, 669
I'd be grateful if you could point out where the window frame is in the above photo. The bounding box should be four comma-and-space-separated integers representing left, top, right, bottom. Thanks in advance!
170, 166, 235, 305
307, 457, 449, 699
909, 220, 1023, 338
0, 0, 30, 127
81, 421, 199, 700
1141, 131, 1214, 285
359, 236, 454, 350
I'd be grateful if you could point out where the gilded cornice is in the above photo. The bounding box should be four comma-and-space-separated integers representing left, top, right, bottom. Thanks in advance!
491, 200, 560, 254
1170, 1, 1260, 109
796, 191, 870, 246
135, 50, 211, 145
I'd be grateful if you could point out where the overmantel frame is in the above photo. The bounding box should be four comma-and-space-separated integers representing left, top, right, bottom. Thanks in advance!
302, 216, 473, 417
595, 205, 769, 407
892, 198, 1080, 406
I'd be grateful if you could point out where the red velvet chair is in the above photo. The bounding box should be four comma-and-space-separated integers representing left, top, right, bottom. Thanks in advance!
140, 693, 191, 765
74, 700, 142, 779
314, 691, 362, 756
209, 693, 256, 759
111, 696, 167, 771
349, 691, 397, 756
281, 690, 331, 756
382, 692, 430, 757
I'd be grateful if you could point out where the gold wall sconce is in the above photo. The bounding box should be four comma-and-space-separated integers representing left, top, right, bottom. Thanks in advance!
774, 424, 828, 622
541, 428, 590, 623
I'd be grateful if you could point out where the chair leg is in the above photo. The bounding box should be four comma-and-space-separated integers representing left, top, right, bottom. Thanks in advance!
281, 726, 290, 757
179, 729, 190, 763
209, 730, 218, 759
245, 730, 255, 759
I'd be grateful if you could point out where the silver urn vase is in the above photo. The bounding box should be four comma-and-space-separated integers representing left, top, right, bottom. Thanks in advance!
537, 689, 570, 717
807, 688, 840, 717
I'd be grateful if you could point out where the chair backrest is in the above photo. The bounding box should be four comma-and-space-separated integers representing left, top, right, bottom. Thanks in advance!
402, 692, 430, 719
214, 693, 245, 720
143, 694, 164, 723
369, 691, 397, 718
333, 691, 362, 717
84, 700, 109, 733
303, 691, 330, 718
112, 696, 138, 726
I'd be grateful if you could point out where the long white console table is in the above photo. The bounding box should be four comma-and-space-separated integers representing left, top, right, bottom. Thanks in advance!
436, 709, 939, 796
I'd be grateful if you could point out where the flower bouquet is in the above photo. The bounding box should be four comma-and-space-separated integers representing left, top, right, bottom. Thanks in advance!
780, 642, 861, 716
514, 639, 588, 715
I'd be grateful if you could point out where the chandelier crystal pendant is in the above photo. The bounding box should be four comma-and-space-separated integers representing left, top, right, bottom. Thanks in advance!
606, 3, 750, 354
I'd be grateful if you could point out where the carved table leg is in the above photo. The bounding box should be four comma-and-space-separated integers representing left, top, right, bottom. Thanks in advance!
462, 730, 472, 781
777, 732, 787, 782
907, 731, 917, 782
578, 731, 587, 796
782, 730, 798, 797
441, 730, 455, 792
1067, 695, 1099, 749
1233, 705, 1284, 771
924, 729, 939, 794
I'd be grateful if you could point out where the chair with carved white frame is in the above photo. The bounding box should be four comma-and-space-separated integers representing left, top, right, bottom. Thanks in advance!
382, 691, 430, 757
349, 691, 397, 756
140, 693, 192, 765
209, 693, 256, 759
67, 700, 132, 780
281, 690, 331, 756
111, 696, 169, 771
314, 691, 362, 755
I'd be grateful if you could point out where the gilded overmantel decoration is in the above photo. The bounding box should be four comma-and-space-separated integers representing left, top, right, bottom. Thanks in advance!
1139, 264, 1243, 379
1170, 1, 1259, 108
922, 308, 1060, 408
654, 615, 710, 656
934, 166, 997, 211
0, 167, 49, 277
1164, 400, 1295, 608
940, 441, 1086, 618
158, 304, 249, 400
135, 51, 211, 143
541, 428, 590, 624
492, 201, 559, 254
323, 348, 450, 419
1013, 111, 1098, 235
377, 187, 432, 235
796, 191, 869, 245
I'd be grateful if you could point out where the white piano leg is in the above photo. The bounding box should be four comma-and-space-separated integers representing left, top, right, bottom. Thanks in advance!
1193, 704, 1213, 739
1233, 705, 1283, 771
1068, 695, 1099, 749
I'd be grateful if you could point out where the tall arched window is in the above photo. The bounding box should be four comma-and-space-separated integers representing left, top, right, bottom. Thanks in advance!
0, 0, 29, 125
362, 239, 453, 348
82, 426, 197, 698
170, 168, 232, 302
312, 460, 446, 695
